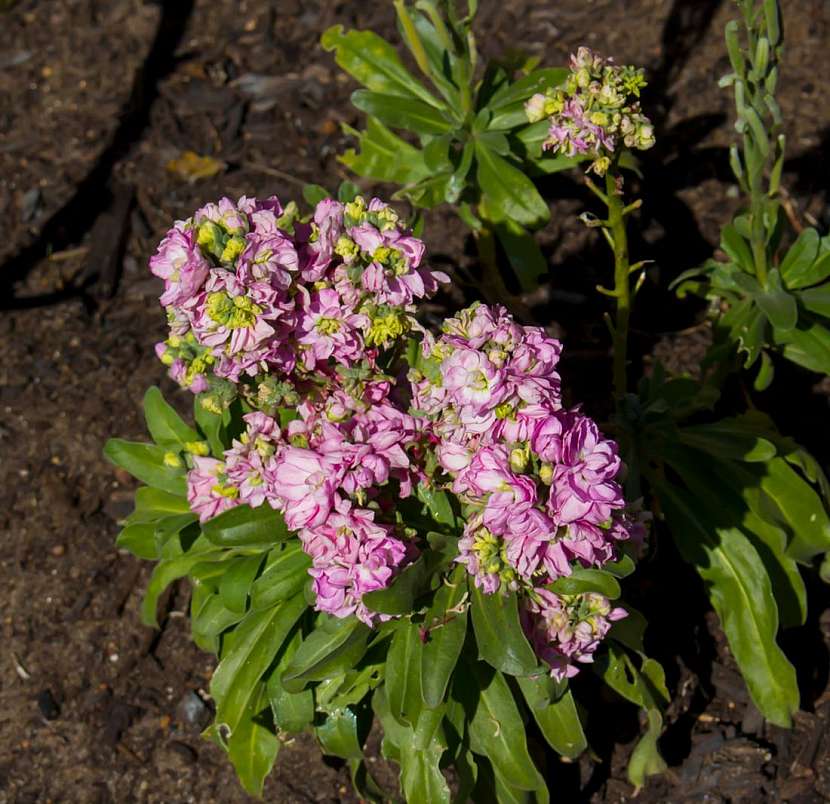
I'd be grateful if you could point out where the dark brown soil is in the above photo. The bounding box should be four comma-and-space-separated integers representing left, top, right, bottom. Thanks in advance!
2, 1, 830, 802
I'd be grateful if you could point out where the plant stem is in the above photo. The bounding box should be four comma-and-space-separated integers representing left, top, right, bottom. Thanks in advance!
604, 171, 631, 397
474, 221, 532, 321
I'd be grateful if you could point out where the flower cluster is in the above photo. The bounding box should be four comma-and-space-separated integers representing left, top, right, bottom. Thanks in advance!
525, 47, 655, 176
186, 389, 429, 625
411, 302, 644, 678
153, 194, 643, 678
151, 194, 449, 412
155, 194, 448, 625
522, 590, 627, 680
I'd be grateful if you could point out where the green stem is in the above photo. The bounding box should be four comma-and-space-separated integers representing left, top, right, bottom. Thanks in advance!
474, 219, 532, 321
604, 171, 631, 397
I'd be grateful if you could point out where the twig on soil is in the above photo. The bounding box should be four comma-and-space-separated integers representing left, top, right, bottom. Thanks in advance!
11, 651, 32, 680
48, 247, 89, 262
241, 161, 308, 187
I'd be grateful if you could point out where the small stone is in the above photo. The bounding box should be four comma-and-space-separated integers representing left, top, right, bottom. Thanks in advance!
50, 545, 65, 557
176, 691, 212, 732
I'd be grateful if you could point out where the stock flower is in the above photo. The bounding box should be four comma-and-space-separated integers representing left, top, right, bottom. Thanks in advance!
150, 224, 210, 307
151, 194, 444, 411
526, 47, 655, 175
296, 288, 367, 369
522, 589, 627, 680
224, 412, 282, 508
457, 515, 517, 594
300, 503, 413, 624
272, 447, 341, 530
187, 457, 240, 522
549, 415, 623, 525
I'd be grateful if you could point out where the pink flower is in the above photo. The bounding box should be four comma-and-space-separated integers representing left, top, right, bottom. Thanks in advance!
300, 504, 413, 624
548, 416, 623, 526
187, 457, 240, 522
296, 288, 368, 370
224, 413, 282, 508
150, 224, 210, 307
272, 447, 341, 530
522, 589, 627, 680
236, 232, 298, 290
442, 348, 506, 411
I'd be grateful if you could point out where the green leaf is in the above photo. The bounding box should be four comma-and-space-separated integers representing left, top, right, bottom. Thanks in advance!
756, 271, 798, 331
386, 621, 424, 726
363, 557, 430, 615
656, 481, 799, 726
610, 604, 648, 654
316, 706, 364, 760
351, 89, 454, 135
415, 483, 456, 529
191, 585, 245, 654
143, 387, 200, 448
469, 583, 538, 676
202, 504, 291, 549
400, 708, 451, 804
103, 439, 187, 496
549, 567, 621, 600
211, 595, 307, 736
592, 646, 668, 788
128, 487, 190, 522
627, 708, 667, 790
721, 224, 755, 272
779, 228, 820, 289
463, 663, 545, 791
250, 543, 312, 612
153, 513, 198, 553
774, 319, 830, 374
760, 458, 830, 563
604, 553, 636, 578
140, 538, 224, 627
340, 118, 431, 185
219, 554, 265, 614
282, 616, 371, 692
488, 67, 568, 110
680, 452, 808, 628
302, 183, 331, 206
475, 142, 549, 228
678, 422, 776, 462
194, 395, 228, 458
116, 522, 158, 560
396, 173, 454, 209
799, 285, 830, 318
267, 630, 315, 734
421, 569, 468, 708
223, 683, 279, 797
337, 180, 360, 203
321, 25, 441, 107
494, 220, 547, 293
517, 677, 586, 758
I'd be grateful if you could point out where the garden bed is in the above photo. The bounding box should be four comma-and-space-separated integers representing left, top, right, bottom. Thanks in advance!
1, 0, 829, 801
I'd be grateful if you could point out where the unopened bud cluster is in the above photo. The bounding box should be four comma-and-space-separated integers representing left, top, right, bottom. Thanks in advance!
526, 47, 655, 176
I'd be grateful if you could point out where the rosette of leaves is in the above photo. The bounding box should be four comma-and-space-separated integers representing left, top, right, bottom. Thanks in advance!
616, 364, 830, 727
672, 0, 830, 386
105, 386, 669, 800
321, 0, 579, 300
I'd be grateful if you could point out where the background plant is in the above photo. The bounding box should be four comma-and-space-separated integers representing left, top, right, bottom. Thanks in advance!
673, 0, 830, 386
513, 1, 830, 731
322, 0, 585, 309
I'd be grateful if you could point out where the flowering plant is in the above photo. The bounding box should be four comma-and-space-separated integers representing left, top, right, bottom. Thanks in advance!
106, 193, 667, 798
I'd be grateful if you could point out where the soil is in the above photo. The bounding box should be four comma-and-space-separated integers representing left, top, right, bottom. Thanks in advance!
1, 0, 830, 802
